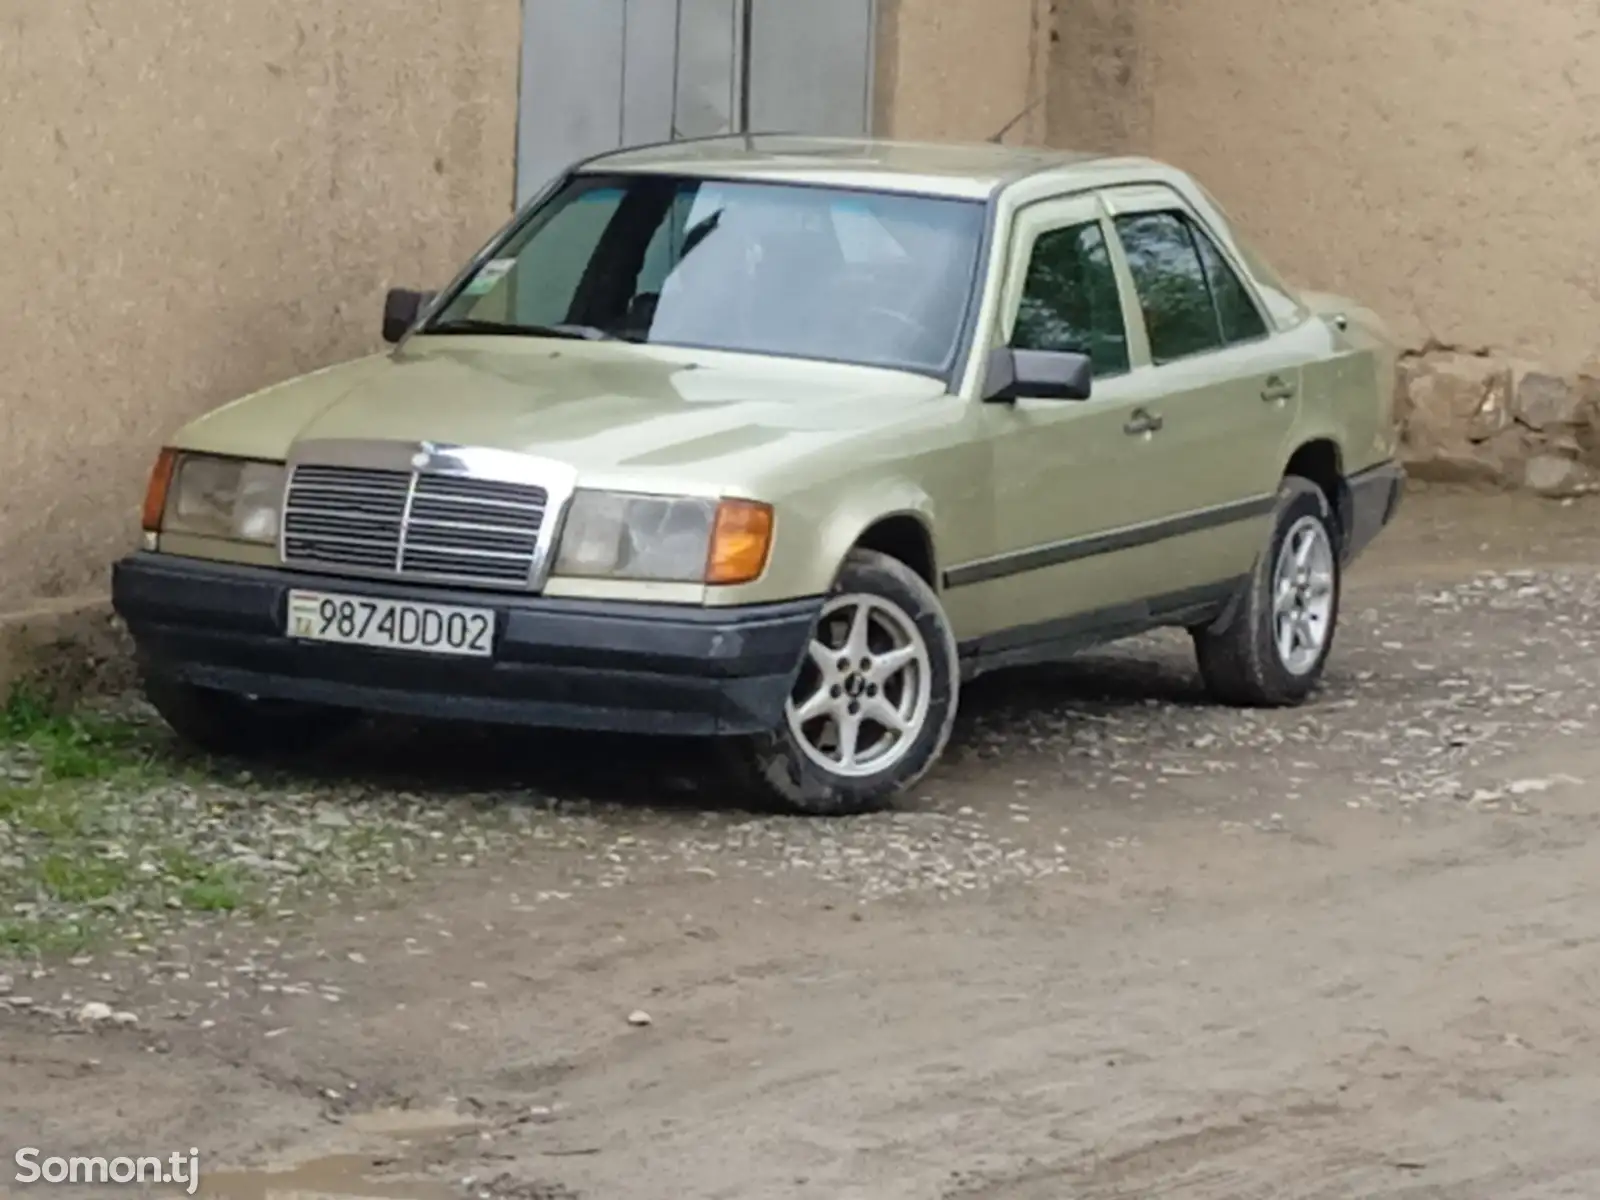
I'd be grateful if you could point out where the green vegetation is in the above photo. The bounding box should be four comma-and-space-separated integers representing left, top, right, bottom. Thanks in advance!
0, 684, 157, 781
0, 683, 517, 965
0, 684, 252, 956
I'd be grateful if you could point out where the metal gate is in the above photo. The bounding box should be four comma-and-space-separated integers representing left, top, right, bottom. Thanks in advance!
516, 0, 877, 205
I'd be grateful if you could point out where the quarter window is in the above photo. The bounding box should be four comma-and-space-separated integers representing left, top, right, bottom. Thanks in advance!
1011, 221, 1130, 377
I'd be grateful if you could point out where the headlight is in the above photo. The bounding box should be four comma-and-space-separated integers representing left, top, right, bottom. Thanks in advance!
553, 491, 773, 585
159, 453, 285, 543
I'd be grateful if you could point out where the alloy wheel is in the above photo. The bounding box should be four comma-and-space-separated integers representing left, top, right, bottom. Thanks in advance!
785, 593, 933, 779
1271, 515, 1336, 676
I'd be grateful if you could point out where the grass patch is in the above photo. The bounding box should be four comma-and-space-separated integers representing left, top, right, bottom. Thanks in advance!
0, 684, 261, 957
0, 686, 51, 739
1, 683, 160, 784
36, 851, 137, 904
179, 877, 245, 912
0, 774, 258, 955
161, 848, 248, 912
0, 917, 99, 958
0, 683, 465, 965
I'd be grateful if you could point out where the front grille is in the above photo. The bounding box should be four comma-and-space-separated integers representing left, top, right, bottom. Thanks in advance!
282, 464, 549, 587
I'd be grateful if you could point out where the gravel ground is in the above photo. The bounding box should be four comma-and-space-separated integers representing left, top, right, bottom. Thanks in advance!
4, 486, 1600, 1200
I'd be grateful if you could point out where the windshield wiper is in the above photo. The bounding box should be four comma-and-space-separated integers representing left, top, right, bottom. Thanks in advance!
425, 318, 630, 342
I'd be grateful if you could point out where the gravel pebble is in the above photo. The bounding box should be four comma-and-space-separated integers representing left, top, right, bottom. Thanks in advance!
76, 1000, 114, 1024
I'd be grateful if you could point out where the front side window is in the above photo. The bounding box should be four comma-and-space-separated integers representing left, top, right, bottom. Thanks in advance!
1113, 211, 1226, 363
428, 174, 986, 377
1010, 220, 1130, 377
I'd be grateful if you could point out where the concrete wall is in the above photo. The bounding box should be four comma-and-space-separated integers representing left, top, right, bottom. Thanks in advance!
0, 0, 521, 615
1047, 0, 1600, 368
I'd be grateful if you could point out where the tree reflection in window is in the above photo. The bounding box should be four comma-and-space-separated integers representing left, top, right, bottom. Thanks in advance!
1011, 221, 1130, 377
1113, 212, 1225, 363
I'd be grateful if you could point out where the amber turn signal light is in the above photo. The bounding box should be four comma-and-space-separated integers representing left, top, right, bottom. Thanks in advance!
706, 499, 774, 586
141, 447, 178, 533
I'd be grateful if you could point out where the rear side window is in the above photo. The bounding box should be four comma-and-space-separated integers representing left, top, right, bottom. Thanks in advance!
1011, 220, 1130, 377
1112, 212, 1223, 363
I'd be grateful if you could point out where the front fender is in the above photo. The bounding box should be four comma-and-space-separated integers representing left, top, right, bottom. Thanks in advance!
810, 482, 940, 597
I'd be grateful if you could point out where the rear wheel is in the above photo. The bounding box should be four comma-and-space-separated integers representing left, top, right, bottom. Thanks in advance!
724, 550, 959, 816
144, 676, 359, 760
1192, 475, 1341, 707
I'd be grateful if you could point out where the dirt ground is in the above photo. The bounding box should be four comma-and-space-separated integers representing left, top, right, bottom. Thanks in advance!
5, 485, 1600, 1200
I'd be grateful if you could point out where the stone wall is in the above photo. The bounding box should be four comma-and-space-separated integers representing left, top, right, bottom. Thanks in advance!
1397, 352, 1600, 497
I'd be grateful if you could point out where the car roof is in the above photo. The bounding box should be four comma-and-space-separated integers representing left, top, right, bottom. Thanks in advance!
580, 134, 1170, 201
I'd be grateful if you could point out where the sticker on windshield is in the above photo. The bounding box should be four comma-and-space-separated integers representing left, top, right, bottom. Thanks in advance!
463, 258, 515, 296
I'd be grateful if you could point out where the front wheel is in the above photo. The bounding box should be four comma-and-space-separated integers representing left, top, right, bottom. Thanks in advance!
724, 549, 960, 816
1192, 476, 1342, 707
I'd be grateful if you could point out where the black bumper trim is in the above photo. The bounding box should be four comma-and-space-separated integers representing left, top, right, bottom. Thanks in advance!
1342, 460, 1405, 563
111, 554, 821, 737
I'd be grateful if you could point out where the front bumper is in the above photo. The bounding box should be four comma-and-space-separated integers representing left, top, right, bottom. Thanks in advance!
111, 554, 820, 737
1341, 459, 1405, 563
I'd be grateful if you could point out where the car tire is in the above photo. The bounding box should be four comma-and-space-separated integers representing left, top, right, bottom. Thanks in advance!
723, 549, 960, 816
143, 676, 359, 760
1192, 475, 1342, 708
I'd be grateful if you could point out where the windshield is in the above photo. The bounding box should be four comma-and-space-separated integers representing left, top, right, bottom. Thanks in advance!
426, 173, 987, 377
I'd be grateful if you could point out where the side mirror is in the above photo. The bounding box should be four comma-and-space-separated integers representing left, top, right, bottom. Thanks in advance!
382, 288, 436, 344
982, 346, 1093, 403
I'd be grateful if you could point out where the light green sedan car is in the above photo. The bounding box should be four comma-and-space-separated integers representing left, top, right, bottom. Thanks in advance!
113, 135, 1403, 815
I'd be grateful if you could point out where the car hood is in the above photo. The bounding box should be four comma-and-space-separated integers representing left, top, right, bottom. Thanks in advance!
174, 339, 953, 492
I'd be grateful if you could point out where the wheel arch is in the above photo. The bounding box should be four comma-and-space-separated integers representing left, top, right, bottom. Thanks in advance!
1282, 435, 1350, 553
850, 513, 939, 588
1208, 436, 1348, 640
813, 484, 942, 594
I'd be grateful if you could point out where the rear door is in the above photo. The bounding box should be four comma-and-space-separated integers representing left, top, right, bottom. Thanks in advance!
1096, 185, 1312, 596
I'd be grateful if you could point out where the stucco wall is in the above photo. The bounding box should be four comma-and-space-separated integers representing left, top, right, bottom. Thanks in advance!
878, 0, 1052, 144
1047, 0, 1600, 367
0, 0, 520, 613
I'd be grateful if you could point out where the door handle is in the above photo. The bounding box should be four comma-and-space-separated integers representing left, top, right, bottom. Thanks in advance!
1124, 408, 1164, 436
1261, 375, 1297, 404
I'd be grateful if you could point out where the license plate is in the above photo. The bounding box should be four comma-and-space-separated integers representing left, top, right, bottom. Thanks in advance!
286, 590, 496, 658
